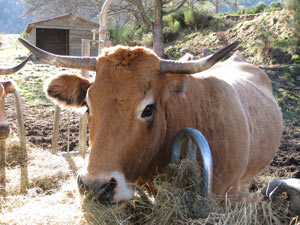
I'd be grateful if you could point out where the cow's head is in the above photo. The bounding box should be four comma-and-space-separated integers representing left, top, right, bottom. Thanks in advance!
19, 38, 238, 203
0, 55, 32, 139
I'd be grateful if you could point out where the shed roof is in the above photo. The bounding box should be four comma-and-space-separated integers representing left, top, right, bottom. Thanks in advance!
26, 13, 99, 33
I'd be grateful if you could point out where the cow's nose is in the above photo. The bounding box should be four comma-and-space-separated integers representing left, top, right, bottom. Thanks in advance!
77, 175, 117, 204
0, 123, 10, 140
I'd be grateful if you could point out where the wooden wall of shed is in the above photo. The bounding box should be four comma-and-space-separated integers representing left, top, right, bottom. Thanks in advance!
69, 29, 98, 56
35, 16, 97, 30
29, 28, 36, 45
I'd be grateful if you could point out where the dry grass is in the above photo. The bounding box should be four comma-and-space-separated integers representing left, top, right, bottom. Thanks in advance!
2, 139, 298, 225
0, 136, 87, 225
82, 160, 299, 225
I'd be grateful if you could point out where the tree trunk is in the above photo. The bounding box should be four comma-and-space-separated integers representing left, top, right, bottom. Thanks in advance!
233, 0, 238, 13
215, 0, 219, 14
153, 0, 164, 58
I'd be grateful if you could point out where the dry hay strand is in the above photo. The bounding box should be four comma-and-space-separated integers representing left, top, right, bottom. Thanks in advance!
1, 178, 88, 225
82, 160, 297, 225
2, 136, 77, 196
1, 136, 87, 224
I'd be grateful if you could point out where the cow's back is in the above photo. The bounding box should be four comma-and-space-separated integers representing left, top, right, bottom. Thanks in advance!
160, 54, 283, 197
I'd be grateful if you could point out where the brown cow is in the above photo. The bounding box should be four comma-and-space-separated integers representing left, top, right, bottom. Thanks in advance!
0, 55, 32, 139
19, 38, 283, 204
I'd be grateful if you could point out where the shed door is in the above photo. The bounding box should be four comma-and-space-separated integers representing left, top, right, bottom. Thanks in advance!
36, 28, 69, 55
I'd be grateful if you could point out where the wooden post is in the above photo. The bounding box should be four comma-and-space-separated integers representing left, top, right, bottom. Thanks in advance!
0, 140, 5, 197
0, 99, 6, 196
13, 90, 28, 193
51, 106, 61, 154
79, 39, 92, 157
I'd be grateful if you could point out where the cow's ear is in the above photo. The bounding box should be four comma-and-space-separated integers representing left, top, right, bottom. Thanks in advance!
45, 74, 92, 108
2, 81, 16, 95
160, 74, 187, 102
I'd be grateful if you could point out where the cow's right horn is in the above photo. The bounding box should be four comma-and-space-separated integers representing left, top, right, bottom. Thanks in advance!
0, 54, 32, 75
160, 41, 239, 74
18, 38, 97, 71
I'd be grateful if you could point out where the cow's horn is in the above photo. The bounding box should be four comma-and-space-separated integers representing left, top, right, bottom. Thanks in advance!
18, 38, 97, 71
160, 41, 240, 74
0, 54, 32, 75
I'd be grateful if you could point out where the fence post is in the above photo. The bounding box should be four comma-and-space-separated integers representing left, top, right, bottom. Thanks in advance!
79, 39, 91, 157
51, 106, 61, 154
14, 90, 28, 193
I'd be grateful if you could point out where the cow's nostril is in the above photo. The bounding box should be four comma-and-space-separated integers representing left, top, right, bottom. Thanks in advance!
101, 178, 117, 193
77, 175, 117, 204
96, 178, 117, 203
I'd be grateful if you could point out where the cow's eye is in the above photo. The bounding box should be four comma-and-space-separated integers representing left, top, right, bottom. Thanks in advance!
141, 104, 156, 118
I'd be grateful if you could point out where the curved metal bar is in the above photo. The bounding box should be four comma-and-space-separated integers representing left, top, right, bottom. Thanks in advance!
186, 137, 197, 160
171, 128, 213, 197
13, 90, 28, 193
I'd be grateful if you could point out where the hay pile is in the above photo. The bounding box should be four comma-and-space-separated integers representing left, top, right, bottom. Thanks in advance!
0, 137, 298, 224
0, 136, 87, 224
82, 160, 298, 225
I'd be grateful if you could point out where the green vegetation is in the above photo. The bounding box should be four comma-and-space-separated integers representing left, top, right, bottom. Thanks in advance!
237, 1, 282, 15
274, 86, 300, 120
108, 2, 216, 46
20, 31, 30, 41
287, 0, 300, 47
237, 1, 266, 15
108, 24, 135, 45
252, 20, 274, 62
266, 1, 283, 11
163, 14, 182, 42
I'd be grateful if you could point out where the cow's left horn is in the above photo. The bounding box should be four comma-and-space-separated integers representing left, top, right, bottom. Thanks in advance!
160, 41, 240, 74
0, 54, 32, 75
18, 38, 97, 71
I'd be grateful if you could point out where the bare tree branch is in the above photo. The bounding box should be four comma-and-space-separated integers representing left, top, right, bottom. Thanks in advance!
163, 0, 187, 15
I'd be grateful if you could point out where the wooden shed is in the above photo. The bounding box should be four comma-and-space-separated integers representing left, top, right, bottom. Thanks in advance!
25, 13, 99, 56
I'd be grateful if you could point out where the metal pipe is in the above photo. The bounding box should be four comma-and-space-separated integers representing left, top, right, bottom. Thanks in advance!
186, 137, 197, 160
171, 128, 213, 197
13, 90, 28, 193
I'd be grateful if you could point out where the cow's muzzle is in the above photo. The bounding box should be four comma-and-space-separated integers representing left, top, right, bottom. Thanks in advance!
0, 123, 10, 140
77, 174, 117, 204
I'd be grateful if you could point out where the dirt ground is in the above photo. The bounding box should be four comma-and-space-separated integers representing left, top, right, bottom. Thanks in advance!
0, 31, 299, 186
